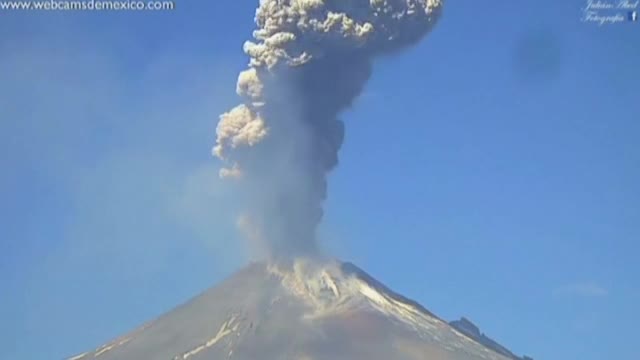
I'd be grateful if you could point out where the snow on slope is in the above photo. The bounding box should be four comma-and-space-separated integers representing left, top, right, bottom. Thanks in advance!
67, 259, 525, 360
267, 259, 511, 360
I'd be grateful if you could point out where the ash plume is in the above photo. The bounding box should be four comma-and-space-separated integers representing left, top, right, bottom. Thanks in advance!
214, 0, 443, 258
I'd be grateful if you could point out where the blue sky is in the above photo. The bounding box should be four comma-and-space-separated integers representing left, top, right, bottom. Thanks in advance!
1, 1, 638, 359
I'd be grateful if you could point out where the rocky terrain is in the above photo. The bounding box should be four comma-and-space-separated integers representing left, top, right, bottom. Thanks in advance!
69, 260, 531, 360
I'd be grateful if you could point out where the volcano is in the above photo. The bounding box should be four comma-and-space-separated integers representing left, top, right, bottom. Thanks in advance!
68, 260, 530, 360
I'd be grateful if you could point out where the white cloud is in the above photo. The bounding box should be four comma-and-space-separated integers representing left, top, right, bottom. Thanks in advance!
554, 282, 609, 298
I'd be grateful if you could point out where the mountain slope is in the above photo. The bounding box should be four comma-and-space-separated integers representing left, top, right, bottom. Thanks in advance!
69, 260, 528, 360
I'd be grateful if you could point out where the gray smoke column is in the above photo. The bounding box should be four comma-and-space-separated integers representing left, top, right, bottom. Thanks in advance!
214, 0, 443, 258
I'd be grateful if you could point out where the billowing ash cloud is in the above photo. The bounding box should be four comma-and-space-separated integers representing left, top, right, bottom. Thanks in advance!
215, 0, 443, 258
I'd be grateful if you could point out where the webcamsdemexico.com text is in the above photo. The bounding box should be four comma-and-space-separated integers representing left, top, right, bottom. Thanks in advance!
0, 0, 175, 11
